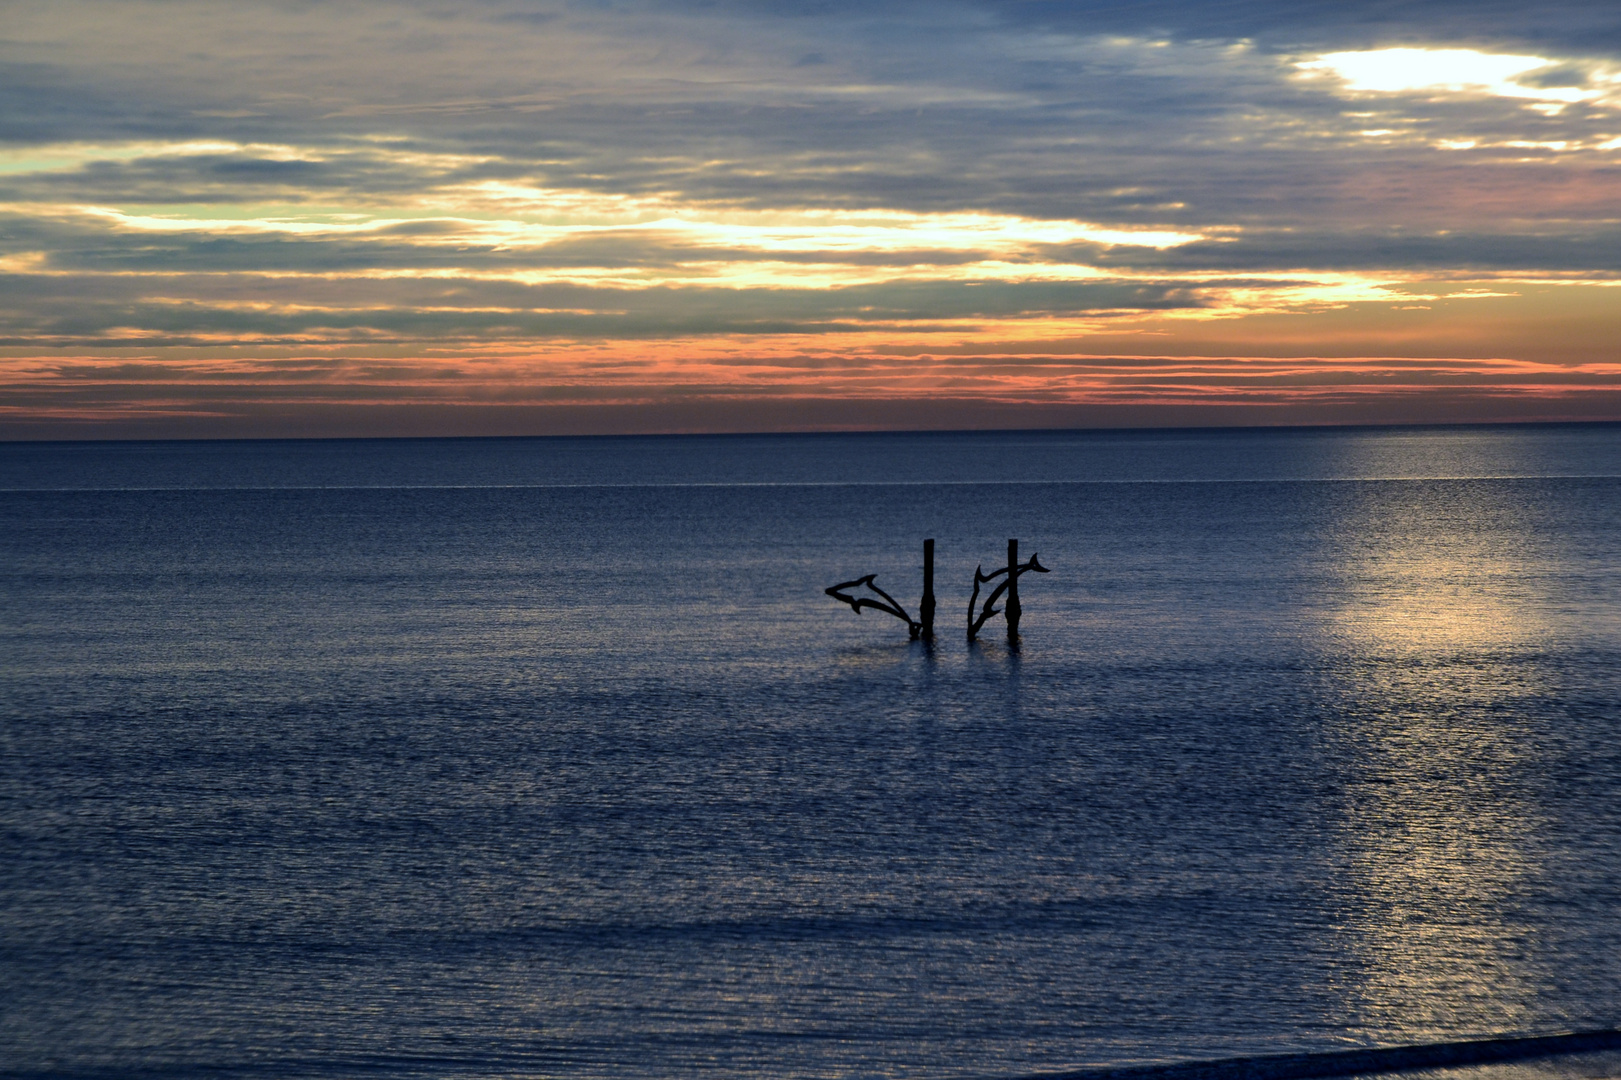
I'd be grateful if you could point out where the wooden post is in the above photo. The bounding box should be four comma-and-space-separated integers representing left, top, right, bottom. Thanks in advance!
1005, 537, 1020, 638
921, 538, 935, 640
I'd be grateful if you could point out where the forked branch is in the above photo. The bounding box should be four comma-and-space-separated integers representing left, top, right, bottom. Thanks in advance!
825, 574, 923, 639
967, 553, 1048, 641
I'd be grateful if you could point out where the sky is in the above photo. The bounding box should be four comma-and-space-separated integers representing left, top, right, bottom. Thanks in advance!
4, 0, 1621, 438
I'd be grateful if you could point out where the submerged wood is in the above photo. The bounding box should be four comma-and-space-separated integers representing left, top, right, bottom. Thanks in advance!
920, 538, 935, 640
1006, 537, 1021, 636
825, 573, 922, 639
967, 547, 1049, 642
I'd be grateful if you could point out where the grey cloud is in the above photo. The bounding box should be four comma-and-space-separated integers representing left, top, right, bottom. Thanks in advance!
4, 1, 1612, 226
0, 213, 1004, 274
1084, 226, 1621, 274
0, 269, 1210, 347
2, 0, 1620, 350
1517, 63, 1594, 89
946, 0, 1621, 52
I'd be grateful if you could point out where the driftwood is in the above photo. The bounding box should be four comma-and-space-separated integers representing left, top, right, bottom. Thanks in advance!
967, 540, 1048, 642
825, 539, 936, 641
825, 574, 922, 639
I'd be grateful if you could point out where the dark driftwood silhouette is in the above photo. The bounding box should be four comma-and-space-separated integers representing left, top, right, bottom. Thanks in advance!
968, 538, 1048, 642
825, 574, 922, 639
826, 539, 935, 641
919, 538, 935, 640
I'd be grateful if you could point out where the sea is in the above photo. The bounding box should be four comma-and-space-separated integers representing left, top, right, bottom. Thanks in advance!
4, 424, 1621, 1080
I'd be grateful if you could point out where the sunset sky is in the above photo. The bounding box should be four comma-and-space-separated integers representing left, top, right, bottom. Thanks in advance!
5, 0, 1621, 437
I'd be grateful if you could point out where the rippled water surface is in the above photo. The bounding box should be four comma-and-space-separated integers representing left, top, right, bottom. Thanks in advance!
4, 426, 1621, 1079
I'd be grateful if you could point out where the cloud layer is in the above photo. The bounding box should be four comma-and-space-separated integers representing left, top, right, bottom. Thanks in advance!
4, 1, 1621, 435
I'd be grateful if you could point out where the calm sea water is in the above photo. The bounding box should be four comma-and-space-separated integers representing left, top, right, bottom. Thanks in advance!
5, 425, 1621, 1080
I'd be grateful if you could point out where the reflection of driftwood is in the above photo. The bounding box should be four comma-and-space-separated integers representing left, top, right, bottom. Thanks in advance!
825, 574, 923, 639
967, 546, 1048, 642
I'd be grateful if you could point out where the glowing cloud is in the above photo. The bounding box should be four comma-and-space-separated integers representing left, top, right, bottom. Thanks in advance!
1298, 48, 1597, 105
5, 3, 1621, 436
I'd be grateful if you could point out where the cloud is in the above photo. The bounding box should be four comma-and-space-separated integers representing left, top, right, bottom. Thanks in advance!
1296, 47, 1617, 117
3, 1, 1621, 433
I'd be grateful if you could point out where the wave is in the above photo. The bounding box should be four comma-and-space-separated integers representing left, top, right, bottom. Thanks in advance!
1020, 1030, 1621, 1080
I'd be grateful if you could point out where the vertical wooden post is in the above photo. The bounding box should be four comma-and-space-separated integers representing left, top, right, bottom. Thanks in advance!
1005, 537, 1020, 637
921, 538, 935, 640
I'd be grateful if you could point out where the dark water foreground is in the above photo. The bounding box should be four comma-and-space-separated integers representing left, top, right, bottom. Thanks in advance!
4, 425, 1621, 1080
